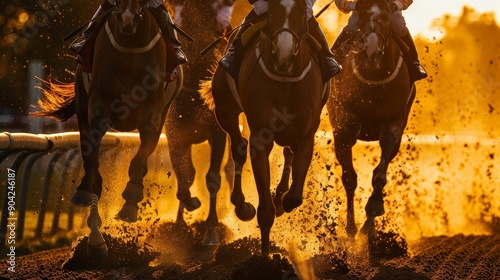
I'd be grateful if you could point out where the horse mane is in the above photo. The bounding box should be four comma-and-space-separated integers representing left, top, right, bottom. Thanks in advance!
30, 75, 76, 122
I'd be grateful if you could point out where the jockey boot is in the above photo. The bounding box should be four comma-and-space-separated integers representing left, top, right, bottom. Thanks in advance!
69, 1, 114, 53
308, 18, 341, 83
219, 29, 244, 79
400, 32, 427, 81
219, 10, 259, 79
151, 5, 187, 65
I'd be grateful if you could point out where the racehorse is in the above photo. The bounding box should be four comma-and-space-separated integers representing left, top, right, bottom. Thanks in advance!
202, 0, 329, 254
327, 0, 416, 238
34, 0, 182, 256
164, 0, 234, 245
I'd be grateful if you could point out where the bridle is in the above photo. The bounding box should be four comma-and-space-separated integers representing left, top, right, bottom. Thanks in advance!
112, 0, 148, 21
261, 6, 308, 58
356, 1, 393, 57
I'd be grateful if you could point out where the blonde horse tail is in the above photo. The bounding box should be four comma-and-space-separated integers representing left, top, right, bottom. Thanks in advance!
31, 75, 76, 122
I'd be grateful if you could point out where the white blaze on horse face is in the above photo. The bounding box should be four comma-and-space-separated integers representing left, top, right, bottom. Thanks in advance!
365, 32, 379, 59
121, 2, 134, 28
277, 0, 295, 62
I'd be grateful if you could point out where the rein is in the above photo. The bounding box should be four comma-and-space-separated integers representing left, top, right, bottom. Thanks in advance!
351, 52, 403, 85
255, 42, 312, 82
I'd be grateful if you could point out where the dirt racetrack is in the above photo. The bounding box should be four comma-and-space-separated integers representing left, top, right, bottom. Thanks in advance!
1, 223, 499, 279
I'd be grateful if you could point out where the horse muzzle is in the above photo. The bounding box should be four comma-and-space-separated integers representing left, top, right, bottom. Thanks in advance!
116, 11, 141, 35
272, 53, 296, 76
361, 50, 384, 69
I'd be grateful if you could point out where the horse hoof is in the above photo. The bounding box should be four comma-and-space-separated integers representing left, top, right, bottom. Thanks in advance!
346, 223, 358, 238
182, 197, 201, 212
71, 190, 93, 207
116, 202, 139, 223
273, 193, 285, 217
87, 242, 108, 258
275, 204, 285, 217
360, 215, 376, 238
365, 197, 385, 217
235, 202, 256, 221
202, 228, 221, 246
282, 192, 302, 213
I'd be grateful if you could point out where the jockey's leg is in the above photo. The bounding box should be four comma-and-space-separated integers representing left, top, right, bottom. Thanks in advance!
219, 10, 258, 80
70, 1, 114, 53
331, 12, 358, 55
399, 31, 428, 80
392, 12, 427, 80
151, 4, 187, 64
308, 17, 341, 82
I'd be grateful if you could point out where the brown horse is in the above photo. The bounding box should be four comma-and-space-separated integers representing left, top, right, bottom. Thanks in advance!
164, 0, 234, 245
202, 0, 329, 254
328, 0, 416, 238
34, 0, 182, 256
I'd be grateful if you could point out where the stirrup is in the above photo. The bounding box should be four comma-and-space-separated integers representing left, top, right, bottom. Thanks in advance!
69, 37, 86, 54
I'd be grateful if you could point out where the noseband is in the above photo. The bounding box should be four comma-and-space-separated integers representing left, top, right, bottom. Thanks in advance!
261, 12, 308, 57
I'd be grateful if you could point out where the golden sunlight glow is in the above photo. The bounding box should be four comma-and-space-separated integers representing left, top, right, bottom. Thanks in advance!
18, 11, 29, 24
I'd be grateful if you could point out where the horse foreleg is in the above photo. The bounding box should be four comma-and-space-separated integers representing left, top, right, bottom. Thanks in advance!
117, 123, 161, 223
250, 137, 274, 254
365, 124, 403, 218
274, 147, 293, 217
87, 194, 108, 257
216, 108, 256, 222
282, 137, 314, 213
202, 132, 226, 246
72, 115, 106, 207
334, 133, 358, 237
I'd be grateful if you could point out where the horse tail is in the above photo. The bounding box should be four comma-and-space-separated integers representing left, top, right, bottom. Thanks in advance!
31, 75, 76, 122
198, 62, 218, 111
198, 78, 214, 110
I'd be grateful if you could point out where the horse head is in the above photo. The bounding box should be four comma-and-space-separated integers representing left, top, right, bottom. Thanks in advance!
355, 0, 392, 68
264, 0, 308, 75
113, 0, 148, 34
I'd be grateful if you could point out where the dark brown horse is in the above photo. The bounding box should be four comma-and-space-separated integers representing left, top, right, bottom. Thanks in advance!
34, 0, 182, 256
202, 0, 329, 254
328, 0, 416, 238
164, 0, 234, 245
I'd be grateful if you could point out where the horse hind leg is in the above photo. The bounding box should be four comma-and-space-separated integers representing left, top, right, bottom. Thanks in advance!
117, 123, 162, 223
365, 124, 403, 218
87, 194, 108, 257
202, 131, 227, 246
169, 142, 201, 215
